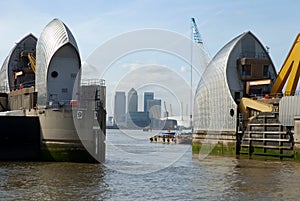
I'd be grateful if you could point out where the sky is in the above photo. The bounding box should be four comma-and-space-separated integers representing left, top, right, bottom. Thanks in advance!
1, 0, 300, 117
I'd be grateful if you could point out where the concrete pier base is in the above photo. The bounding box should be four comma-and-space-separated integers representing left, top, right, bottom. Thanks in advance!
192, 130, 236, 156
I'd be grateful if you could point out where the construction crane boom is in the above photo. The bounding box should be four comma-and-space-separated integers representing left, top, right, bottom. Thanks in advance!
28, 52, 36, 73
270, 33, 300, 96
191, 17, 203, 44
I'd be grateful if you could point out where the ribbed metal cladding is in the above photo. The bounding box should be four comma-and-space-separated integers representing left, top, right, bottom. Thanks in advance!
35, 18, 80, 107
193, 31, 276, 134
0, 56, 9, 93
279, 96, 300, 126
0, 34, 37, 93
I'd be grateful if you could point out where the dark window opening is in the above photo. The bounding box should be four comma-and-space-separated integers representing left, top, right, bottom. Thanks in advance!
51, 71, 58, 78
263, 65, 269, 77
230, 109, 234, 117
234, 92, 240, 100
71, 73, 77, 79
250, 88, 262, 96
242, 64, 251, 76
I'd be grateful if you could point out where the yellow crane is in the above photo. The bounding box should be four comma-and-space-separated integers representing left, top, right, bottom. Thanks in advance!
270, 33, 300, 96
239, 97, 273, 123
28, 52, 36, 73
239, 33, 300, 123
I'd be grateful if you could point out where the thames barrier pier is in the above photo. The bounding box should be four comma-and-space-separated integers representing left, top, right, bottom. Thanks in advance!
0, 19, 106, 163
193, 31, 300, 160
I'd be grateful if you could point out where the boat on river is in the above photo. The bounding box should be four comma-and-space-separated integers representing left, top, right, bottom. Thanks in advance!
150, 129, 192, 144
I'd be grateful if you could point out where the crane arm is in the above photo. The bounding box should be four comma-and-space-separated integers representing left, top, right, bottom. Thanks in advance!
239, 98, 273, 114
28, 52, 36, 73
191, 18, 203, 44
270, 33, 300, 96
239, 97, 273, 123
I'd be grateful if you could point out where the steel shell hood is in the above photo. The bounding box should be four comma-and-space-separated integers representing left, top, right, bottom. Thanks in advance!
0, 34, 37, 93
0, 56, 9, 93
36, 18, 81, 107
193, 31, 276, 133
36, 18, 79, 70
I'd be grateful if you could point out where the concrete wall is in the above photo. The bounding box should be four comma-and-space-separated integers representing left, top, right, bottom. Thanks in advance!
294, 116, 300, 149
8, 87, 37, 110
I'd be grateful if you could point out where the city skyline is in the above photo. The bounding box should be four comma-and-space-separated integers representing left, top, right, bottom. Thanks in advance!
112, 87, 192, 124
113, 88, 163, 124
114, 89, 162, 114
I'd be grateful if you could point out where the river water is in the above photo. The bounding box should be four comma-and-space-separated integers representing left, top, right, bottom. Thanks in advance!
1, 129, 300, 200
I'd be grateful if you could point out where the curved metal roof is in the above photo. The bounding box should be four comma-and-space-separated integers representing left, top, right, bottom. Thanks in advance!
0, 33, 37, 92
194, 31, 276, 133
36, 18, 79, 72
0, 56, 9, 92
35, 18, 81, 108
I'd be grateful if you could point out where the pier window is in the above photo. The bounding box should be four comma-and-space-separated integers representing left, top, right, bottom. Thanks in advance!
242, 64, 251, 76
51, 71, 58, 78
71, 73, 77, 79
263, 65, 269, 77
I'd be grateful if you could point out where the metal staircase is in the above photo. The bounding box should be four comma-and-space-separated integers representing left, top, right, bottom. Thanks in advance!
240, 112, 294, 159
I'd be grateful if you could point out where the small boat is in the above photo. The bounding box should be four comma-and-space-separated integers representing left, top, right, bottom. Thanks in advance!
149, 130, 177, 144
150, 129, 192, 144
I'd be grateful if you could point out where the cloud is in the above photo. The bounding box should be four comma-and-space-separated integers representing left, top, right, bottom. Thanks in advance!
120, 62, 143, 71
180, 65, 190, 72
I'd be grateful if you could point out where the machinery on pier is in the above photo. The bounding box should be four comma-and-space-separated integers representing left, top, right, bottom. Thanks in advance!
237, 33, 300, 158
239, 33, 300, 124
270, 33, 300, 96
193, 30, 300, 160
0, 19, 106, 163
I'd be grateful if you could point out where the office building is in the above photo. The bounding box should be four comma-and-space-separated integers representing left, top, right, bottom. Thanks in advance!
114, 91, 126, 125
127, 88, 138, 113
144, 92, 154, 112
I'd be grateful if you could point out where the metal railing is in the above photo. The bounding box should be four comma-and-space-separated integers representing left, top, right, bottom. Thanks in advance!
81, 79, 105, 86
239, 51, 268, 59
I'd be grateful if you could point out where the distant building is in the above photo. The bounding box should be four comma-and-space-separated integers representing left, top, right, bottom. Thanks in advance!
144, 92, 154, 112
107, 116, 114, 126
127, 88, 138, 113
148, 99, 161, 119
114, 91, 126, 125
147, 99, 161, 129
127, 111, 151, 129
